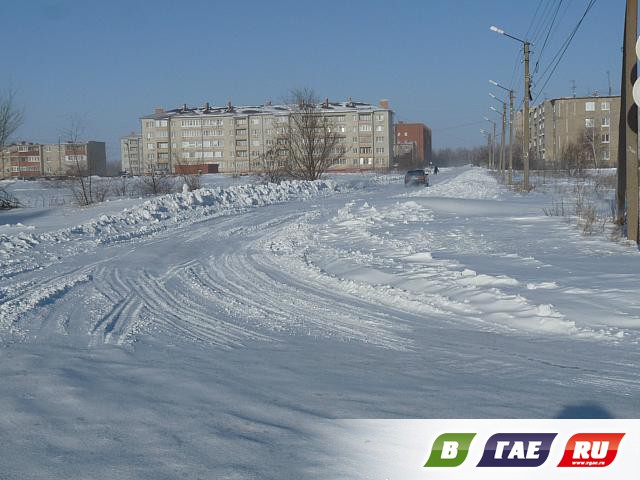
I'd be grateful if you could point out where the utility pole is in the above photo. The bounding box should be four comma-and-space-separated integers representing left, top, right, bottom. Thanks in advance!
523, 41, 531, 191
490, 26, 531, 189
484, 117, 496, 169
490, 80, 515, 184
508, 89, 514, 184
500, 102, 507, 177
491, 122, 496, 170
617, 0, 638, 243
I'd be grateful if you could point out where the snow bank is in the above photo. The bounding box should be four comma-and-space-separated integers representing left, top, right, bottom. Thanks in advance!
0, 180, 337, 255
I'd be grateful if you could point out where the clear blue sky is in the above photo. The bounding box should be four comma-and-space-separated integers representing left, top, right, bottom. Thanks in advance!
0, 0, 626, 161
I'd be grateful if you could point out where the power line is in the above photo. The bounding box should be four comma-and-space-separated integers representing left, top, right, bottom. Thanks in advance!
532, 0, 599, 103
533, 0, 565, 75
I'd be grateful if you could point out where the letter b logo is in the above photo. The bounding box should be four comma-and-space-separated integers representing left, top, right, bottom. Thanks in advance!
425, 433, 476, 467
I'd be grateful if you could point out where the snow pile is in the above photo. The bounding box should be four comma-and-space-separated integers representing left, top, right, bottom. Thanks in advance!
0, 180, 337, 254
403, 167, 501, 200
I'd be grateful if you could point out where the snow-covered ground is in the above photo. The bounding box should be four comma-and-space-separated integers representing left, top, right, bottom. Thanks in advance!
1, 166, 639, 479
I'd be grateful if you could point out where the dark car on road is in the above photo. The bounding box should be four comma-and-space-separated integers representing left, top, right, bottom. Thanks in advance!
404, 169, 429, 186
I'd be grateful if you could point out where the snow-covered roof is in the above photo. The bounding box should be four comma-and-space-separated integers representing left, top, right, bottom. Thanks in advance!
141, 100, 390, 120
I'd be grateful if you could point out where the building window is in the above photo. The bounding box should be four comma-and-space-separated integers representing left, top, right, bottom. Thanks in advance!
585, 118, 594, 128
375, 147, 384, 154
359, 124, 372, 132
376, 114, 384, 122
601, 101, 610, 110
147, 143, 155, 150
251, 140, 260, 147
404, 132, 408, 136
585, 101, 596, 111
236, 118, 247, 126
601, 133, 610, 143
359, 114, 372, 121
157, 142, 168, 149
376, 136, 384, 143
603, 150, 610, 161
602, 117, 610, 127
359, 146, 372, 154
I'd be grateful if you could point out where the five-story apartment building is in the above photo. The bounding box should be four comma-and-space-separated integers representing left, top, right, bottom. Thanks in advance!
525, 94, 620, 168
139, 99, 394, 174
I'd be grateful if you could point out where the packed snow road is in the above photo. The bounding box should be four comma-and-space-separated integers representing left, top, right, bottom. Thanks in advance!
1, 167, 639, 479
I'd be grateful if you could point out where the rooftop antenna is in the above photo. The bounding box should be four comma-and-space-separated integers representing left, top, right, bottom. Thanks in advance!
607, 70, 612, 96
571, 80, 577, 98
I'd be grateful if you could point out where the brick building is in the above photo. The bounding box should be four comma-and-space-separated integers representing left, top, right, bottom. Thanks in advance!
394, 122, 432, 168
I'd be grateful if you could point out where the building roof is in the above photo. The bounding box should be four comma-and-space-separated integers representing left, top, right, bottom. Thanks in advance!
141, 100, 391, 120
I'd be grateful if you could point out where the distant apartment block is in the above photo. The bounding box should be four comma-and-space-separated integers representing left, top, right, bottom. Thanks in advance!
120, 132, 142, 175
139, 98, 394, 174
0, 141, 106, 178
523, 94, 620, 168
394, 122, 432, 167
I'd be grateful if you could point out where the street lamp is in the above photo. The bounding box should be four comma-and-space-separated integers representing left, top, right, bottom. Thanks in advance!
484, 116, 497, 170
489, 95, 507, 177
490, 25, 531, 190
490, 80, 515, 184
480, 129, 491, 168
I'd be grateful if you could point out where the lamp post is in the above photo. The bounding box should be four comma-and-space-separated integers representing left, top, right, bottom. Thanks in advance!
491, 25, 530, 190
480, 129, 491, 168
484, 116, 496, 170
490, 80, 515, 184
490, 96, 507, 177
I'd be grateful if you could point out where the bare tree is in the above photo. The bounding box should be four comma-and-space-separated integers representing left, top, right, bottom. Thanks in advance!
581, 125, 601, 170
138, 163, 176, 195
0, 88, 24, 179
258, 146, 288, 183
278, 88, 344, 180
61, 114, 97, 205
560, 140, 589, 175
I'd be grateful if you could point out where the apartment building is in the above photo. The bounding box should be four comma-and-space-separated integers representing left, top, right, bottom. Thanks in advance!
525, 95, 620, 168
1, 141, 106, 178
394, 122, 432, 167
120, 132, 142, 175
1, 142, 43, 178
139, 99, 394, 174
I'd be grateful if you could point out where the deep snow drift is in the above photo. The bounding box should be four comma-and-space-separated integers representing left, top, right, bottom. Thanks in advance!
1, 167, 639, 479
